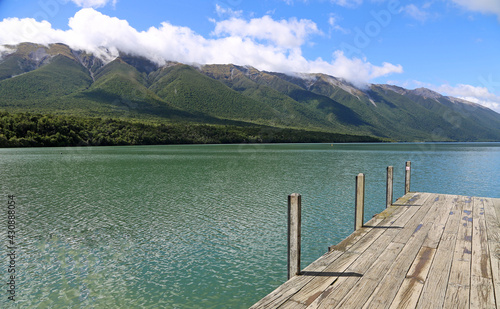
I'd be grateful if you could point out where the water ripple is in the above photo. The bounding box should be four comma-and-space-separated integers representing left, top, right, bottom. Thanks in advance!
0, 143, 498, 307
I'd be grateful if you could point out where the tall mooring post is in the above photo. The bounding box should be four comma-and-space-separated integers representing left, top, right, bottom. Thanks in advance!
386, 166, 394, 208
288, 193, 301, 279
405, 161, 411, 195
355, 173, 365, 231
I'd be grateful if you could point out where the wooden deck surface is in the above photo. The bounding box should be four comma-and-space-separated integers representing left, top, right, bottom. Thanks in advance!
251, 192, 500, 309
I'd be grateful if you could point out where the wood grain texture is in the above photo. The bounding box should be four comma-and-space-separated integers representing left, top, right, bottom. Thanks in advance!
388, 247, 436, 309
288, 193, 301, 280
442, 196, 473, 309
404, 161, 411, 195
252, 193, 500, 309
355, 173, 365, 231
386, 166, 394, 208
483, 197, 500, 308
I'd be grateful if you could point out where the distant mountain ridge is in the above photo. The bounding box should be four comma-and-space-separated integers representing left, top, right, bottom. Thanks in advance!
1, 42, 500, 142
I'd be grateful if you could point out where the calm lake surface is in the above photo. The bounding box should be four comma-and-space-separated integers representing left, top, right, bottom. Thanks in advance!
1, 143, 499, 308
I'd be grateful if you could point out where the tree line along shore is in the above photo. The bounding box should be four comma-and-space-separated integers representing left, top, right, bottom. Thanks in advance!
0, 111, 381, 147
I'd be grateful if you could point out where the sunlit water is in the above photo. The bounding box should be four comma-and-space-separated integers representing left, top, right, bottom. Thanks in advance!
1, 143, 499, 308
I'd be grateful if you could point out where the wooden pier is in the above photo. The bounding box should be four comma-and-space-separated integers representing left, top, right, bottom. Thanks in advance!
251, 165, 500, 308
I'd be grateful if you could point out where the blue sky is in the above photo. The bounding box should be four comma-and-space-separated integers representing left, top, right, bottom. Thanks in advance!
0, 0, 499, 112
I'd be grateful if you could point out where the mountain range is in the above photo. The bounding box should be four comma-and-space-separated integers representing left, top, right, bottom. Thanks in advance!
1, 42, 500, 142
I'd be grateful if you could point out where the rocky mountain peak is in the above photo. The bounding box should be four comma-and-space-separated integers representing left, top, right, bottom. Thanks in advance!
411, 87, 443, 100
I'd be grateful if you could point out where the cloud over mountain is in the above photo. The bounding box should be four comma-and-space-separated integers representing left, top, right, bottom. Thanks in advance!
438, 84, 500, 112
0, 8, 402, 87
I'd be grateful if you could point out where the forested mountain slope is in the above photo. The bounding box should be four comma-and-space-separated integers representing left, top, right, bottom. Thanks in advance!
1, 43, 499, 142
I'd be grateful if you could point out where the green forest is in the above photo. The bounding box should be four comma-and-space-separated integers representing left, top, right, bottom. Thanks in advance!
0, 111, 381, 147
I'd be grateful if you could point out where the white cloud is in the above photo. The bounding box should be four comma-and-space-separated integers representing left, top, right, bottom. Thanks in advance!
213, 15, 321, 49
386, 80, 500, 113
437, 84, 500, 112
0, 45, 15, 61
450, 0, 500, 20
215, 4, 243, 18
70, 0, 117, 8
328, 14, 350, 34
0, 17, 67, 45
281, 0, 308, 4
422, 2, 433, 9
311, 51, 403, 88
438, 84, 495, 101
0, 8, 403, 86
400, 4, 430, 22
331, 0, 363, 8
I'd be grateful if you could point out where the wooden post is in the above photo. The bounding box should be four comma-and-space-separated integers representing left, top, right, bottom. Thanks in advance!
355, 173, 365, 231
405, 161, 411, 195
386, 166, 393, 208
288, 193, 301, 279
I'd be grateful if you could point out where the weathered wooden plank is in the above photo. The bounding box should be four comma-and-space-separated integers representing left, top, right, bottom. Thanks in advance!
392, 192, 424, 207
328, 193, 421, 254
363, 224, 433, 309
355, 173, 365, 231
470, 275, 496, 309
391, 193, 442, 245
405, 161, 411, 195
330, 194, 435, 309
471, 197, 492, 280
483, 197, 500, 308
329, 242, 405, 309
250, 192, 404, 309
388, 246, 436, 309
281, 219, 390, 308
443, 196, 473, 308
415, 195, 464, 309
327, 192, 427, 255
422, 194, 456, 249
471, 200, 497, 309
250, 250, 344, 309
329, 201, 404, 252
485, 197, 500, 243
363, 192, 427, 229
279, 251, 361, 309
387, 166, 394, 208
250, 194, 421, 309
288, 193, 302, 279
285, 193, 430, 309
361, 194, 443, 309
253, 193, 500, 309
309, 195, 430, 309
387, 194, 455, 309
311, 233, 402, 309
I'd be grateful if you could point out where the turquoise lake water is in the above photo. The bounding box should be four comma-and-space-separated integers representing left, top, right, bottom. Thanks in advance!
0, 143, 499, 308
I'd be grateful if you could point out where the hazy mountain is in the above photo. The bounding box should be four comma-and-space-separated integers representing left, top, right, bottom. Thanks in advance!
1, 42, 499, 142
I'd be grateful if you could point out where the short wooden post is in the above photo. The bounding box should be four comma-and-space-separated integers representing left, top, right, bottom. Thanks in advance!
386, 166, 393, 208
288, 193, 301, 279
355, 173, 365, 231
405, 161, 411, 195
